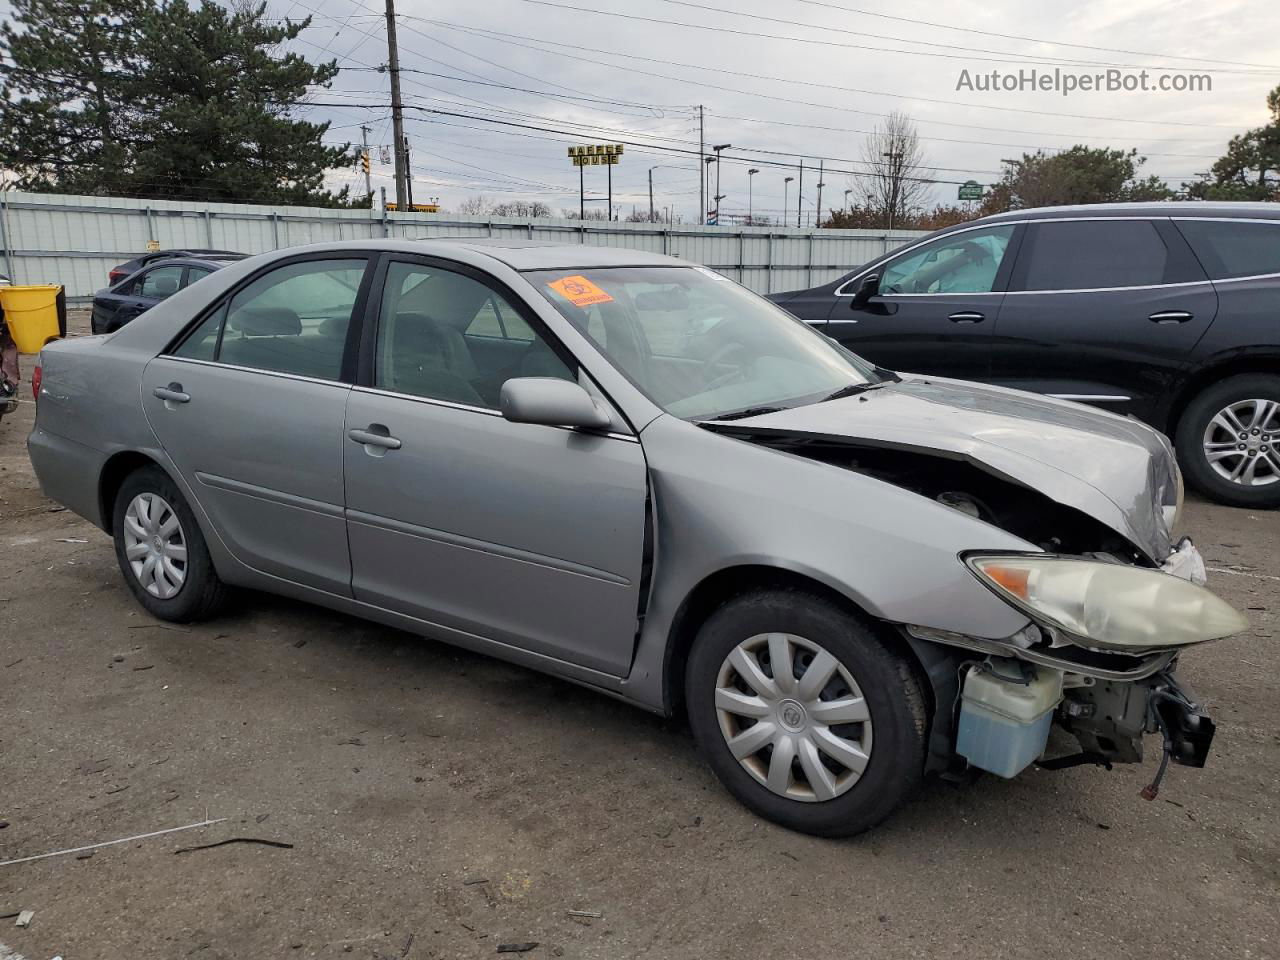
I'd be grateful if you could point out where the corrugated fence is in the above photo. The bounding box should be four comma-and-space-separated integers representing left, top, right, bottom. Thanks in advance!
0, 190, 927, 301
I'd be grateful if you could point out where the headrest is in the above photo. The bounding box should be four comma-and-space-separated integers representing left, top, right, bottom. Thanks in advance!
154, 277, 178, 296
230, 307, 301, 336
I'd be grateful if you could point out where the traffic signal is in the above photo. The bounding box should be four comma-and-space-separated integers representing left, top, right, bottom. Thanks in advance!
361, 151, 370, 174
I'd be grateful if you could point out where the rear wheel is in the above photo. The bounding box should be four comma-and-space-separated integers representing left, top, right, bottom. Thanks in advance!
686, 589, 927, 837
112, 466, 227, 621
1176, 374, 1280, 508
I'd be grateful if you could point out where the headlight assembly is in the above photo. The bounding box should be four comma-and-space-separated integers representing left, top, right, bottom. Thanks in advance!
966, 554, 1248, 652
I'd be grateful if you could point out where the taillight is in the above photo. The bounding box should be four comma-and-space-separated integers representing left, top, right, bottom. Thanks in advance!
31, 364, 41, 401
108, 270, 125, 285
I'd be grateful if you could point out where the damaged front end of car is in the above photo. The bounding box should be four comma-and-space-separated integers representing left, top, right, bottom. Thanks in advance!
700, 384, 1247, 797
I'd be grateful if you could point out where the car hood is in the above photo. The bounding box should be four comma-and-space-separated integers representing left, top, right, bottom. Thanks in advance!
715, 375, 1178, 561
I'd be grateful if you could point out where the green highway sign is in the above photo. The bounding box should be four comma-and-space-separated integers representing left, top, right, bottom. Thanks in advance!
958, 180, 984, 201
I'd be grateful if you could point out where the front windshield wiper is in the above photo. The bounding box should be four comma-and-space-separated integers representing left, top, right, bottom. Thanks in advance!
704, 405, 787, 422
820, 381, 890, 403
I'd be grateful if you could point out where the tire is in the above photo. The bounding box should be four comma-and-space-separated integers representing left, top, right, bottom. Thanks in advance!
1175, 374, 1280, 509
111, 465, 227, 622
685, 588, 927, 837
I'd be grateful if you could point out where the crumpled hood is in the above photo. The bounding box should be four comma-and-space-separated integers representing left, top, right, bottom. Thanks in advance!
722, 375, 1178, 561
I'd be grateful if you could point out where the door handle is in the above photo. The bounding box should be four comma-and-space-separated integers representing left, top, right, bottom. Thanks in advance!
153, 383, 190, 403
348, 426, 402, 451
1149, 310, 1193, 324
948, 312, 985, 324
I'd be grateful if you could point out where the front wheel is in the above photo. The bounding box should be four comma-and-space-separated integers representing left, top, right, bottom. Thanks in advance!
686, 589, 927, 837
1176, 374, 1280, 508
112, 465, 227, 621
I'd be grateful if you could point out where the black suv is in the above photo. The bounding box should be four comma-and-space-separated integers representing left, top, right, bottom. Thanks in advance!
770, 202, 1280, 508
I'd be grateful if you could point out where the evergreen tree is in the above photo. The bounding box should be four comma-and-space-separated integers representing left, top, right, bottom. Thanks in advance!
0, 0, 358, 205
0, 0, 150, 192
1188, 85, 1280, 202
978, 147, 1171, 213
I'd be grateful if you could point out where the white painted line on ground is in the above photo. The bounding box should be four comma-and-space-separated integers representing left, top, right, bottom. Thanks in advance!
1209, 566, 1280, 584
0, 817, 226, 867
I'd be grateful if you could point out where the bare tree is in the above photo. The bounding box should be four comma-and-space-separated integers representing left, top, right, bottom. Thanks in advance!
455, 194, 490, 216
857, 111, 931, 231
490, 200, 552, 217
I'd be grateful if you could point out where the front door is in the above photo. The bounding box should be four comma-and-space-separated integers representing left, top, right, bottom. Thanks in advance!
141, 255, 372, 595
824, 223, 1020, 379
989, 218, 1218, 422
343, 257, 649, 676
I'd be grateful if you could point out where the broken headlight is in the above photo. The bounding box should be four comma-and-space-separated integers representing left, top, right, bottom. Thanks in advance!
965, 555, 1248, 652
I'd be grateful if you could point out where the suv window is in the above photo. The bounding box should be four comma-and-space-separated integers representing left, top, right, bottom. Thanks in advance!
136, 265, 185, 299
172, 258, 366, 380
1176, 219, 1280, 280
375, 261, 573, 408
878, 225, 1016, 295
1020, 220, 1169, 291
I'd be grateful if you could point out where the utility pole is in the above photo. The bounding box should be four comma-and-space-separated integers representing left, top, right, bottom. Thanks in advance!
885, 149, 906, 234
747, 168, 758, 224
385, 0, 408, 208
360, 125, 373, 201
698, 105, 705, 226
797, 160, 804, 228
579, 162, 585, 220
712, 144, 730, 226
815, 160, 825, 227
648, 166, 655, 222
783, 176, 794, 225
404, 134, 413, 207
607, 157, 613, 221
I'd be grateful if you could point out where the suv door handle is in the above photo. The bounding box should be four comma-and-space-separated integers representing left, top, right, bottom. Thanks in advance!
153, 383, 190, 403
1149, 310, 1193, 324
348, 426, 402, 451
948, 311, 985, 324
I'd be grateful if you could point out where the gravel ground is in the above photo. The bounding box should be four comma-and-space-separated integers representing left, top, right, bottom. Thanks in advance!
1, 312, 1277, 960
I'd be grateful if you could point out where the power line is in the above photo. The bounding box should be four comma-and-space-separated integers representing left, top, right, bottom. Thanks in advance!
507, 0, 1280, 77
416, 18, 1242, 134
788, 0, 1280, 71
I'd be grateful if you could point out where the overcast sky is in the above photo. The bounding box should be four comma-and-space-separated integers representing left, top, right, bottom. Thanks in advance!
6, 0, 1280, 220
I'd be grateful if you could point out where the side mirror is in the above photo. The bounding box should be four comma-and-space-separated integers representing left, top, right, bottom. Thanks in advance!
851, 274, 879, 307
500, 377, 612, 430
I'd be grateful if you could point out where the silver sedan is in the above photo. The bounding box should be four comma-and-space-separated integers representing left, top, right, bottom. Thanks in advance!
28, 240, 1247, 835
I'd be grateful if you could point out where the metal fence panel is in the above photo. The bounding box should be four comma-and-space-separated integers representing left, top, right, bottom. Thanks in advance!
0, 191, 925, 300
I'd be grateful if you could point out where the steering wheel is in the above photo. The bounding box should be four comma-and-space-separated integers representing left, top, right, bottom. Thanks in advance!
702, 341, 750, 391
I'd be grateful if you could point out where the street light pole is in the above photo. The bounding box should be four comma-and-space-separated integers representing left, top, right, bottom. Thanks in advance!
712, 144, 731, 226
783, 176, 794, 225
648, 166, 656, 222
797, 160, 804, 228
747, 168, 758, 224
703, 157, 715, 224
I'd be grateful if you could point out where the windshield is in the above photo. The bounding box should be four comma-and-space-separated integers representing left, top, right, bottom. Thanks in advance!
528, 266, 879, 420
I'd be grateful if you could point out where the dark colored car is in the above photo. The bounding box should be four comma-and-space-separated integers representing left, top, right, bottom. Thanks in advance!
107, 249, 244, 287
92, 257, 234, 334
769, 202, 1280, 508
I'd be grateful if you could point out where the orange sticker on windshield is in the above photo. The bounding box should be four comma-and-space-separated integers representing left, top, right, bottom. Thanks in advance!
547, 275, 614, 308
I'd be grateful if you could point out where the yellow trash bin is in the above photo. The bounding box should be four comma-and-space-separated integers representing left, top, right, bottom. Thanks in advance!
0, 284, 65, 354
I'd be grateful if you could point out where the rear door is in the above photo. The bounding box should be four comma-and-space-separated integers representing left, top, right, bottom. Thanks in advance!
342, 256, 649, 675
990, 218, 1217, 422
141, 254, 373, 595
823, 223, 1020, 379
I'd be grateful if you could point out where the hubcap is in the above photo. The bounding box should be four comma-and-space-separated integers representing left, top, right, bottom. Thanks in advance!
714, 633, 873, 803
122, 493, 188, 599
1203, 399, 1280, 487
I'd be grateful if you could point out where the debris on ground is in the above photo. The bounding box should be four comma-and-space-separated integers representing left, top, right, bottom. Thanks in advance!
567, 910, 602, 919
463, 877, 489, 886
496, 943, 538, 954
14, 911, 33, 928
173, 837, 293, 855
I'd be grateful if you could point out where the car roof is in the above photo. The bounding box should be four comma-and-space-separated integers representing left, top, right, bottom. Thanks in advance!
416, 238, 690, 271
141, 257, 229, 270
975, 201, 1280, 225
